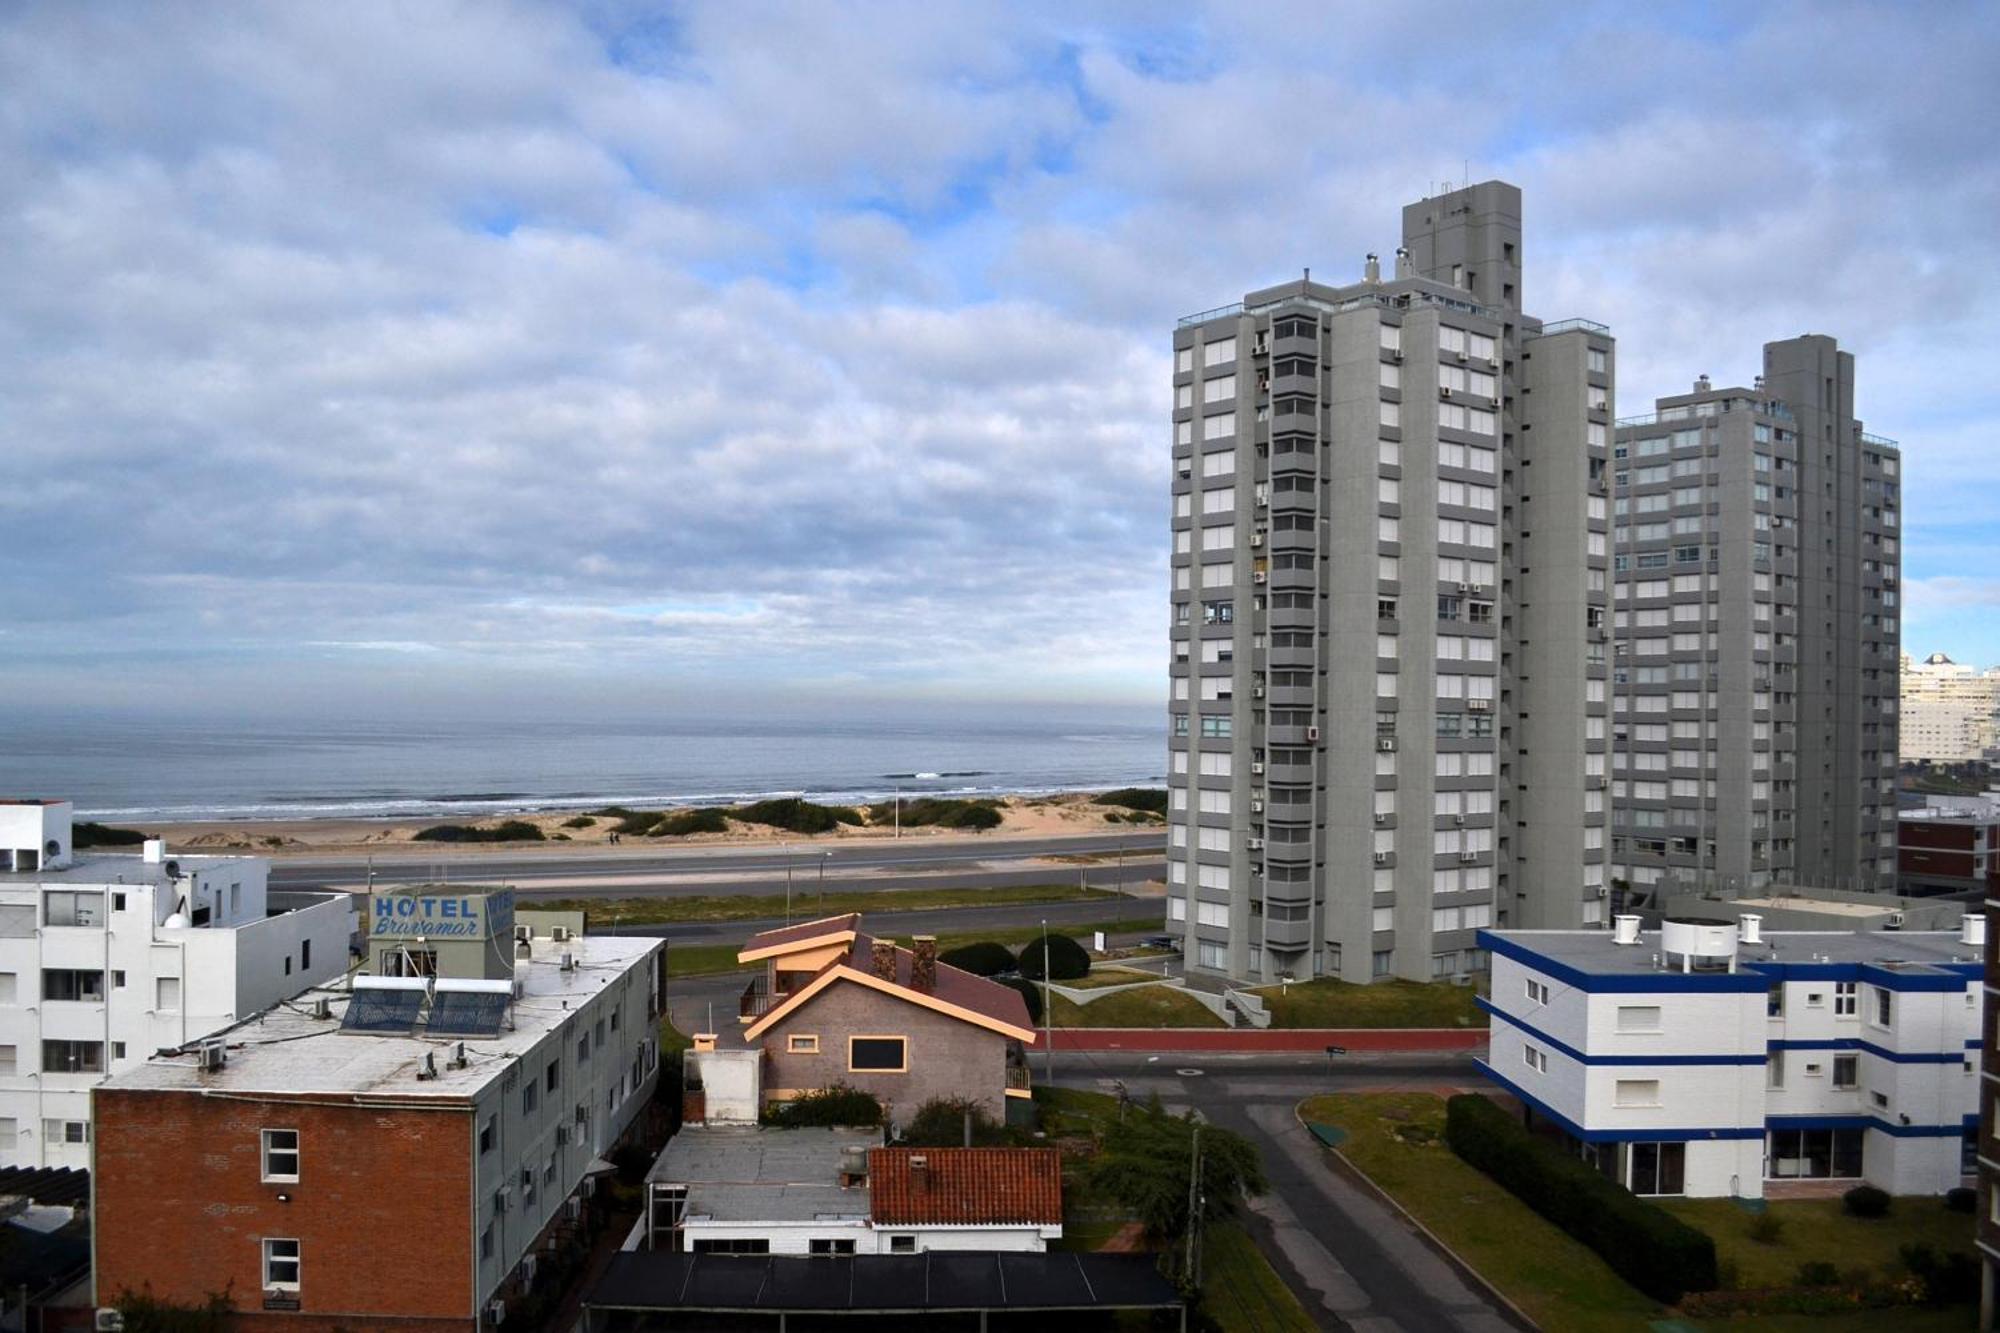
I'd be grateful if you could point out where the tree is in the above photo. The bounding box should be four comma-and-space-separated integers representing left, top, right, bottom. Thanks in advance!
899, 1096, 1006, 1147
940, 941, 1017, 976
994, 975, 1043, 1025
1091, 1098, 1266, 1247
1018, 933, 1090, 981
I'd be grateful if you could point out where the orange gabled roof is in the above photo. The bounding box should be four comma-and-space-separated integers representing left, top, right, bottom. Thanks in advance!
736, 913, 862, 964
868, 1148, 1062, 1226
743, 934, 1037, 1043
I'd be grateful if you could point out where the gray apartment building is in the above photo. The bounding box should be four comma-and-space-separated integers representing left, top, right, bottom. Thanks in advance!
1165, 181, 1612, 985
1611, 336, 1901, 900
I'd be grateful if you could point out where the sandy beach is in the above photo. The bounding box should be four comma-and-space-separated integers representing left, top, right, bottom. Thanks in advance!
112, 790, 1162, 857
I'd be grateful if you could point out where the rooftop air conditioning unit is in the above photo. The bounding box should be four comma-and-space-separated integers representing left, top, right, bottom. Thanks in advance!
1377, 738, 1396, 752
95, 1312, 126, 1333
1250, 800, 1264, 814
1460, 852, 1479, 864
1250, 761, 1265, 775
1247, 838, 1264, 851
488, 1300, 507, 1325
1469, 699, 1492, 712
1373, 852, 1390, 866
514, 925, 531, 944
1252, 570, 1267, 584
551, 926, 571, 943
560, 953, 576, 972
1440, 386, 1454, 399
1885, 910, 1906, 930
1453, 815, 1465, 826
198, 1040, 226, 1072
1250, 532, 1265, 547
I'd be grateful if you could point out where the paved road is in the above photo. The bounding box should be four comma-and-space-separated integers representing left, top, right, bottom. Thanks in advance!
1048, 1051, 1514, 1333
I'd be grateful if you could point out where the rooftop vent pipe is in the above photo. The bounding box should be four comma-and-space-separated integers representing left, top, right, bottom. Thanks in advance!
1962, 913, 1987, 949
1611, 915, 1642, 946
1739, 914, 1763, 946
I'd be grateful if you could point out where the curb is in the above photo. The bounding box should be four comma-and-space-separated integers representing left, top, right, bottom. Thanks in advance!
1292, 1101, 1541, 1333
1045, 1027, 1489, 1053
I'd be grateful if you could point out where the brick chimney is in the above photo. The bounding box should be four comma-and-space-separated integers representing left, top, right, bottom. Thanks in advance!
871, 938, 898, 982
911, 936, 937, 994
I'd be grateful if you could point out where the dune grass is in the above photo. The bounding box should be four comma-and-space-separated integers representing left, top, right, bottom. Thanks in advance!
543, 882, 1121, 927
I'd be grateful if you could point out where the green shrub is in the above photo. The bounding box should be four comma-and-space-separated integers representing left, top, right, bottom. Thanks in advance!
411, 820, 545, 843
1946, 1186, 1977, 1214
1095, 788, 1168, 815
1794, 1260, 1840, 1287
74, 821, 149, 847
595, 807, 661, 836
994, 975, 1044, 1026
764, 1083, 882, 1128
1442, 1094, 1717, 1303
651, 808, 730, 836
868, 797, 1003, 831
900, 1096, 1006, 1147
1900, 1241, 1980, 1306
560, 815, 597, 829
1746, 1211, 1785, 1244
732, 798, 861, 834
1843, 1184, 1891, 1218
940, 941, 1017, 977
1018, 933, 1092, 981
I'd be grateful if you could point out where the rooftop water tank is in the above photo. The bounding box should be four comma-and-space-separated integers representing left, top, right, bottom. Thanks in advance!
1660, 917, 1739, 973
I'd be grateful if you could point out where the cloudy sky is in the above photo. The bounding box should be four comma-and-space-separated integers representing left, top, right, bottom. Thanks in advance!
3, 2, 1997, 720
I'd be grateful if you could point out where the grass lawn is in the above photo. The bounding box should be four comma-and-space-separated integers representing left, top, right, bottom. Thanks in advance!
1064, 967, 1168, 990
1297, 1092, 1661, 1333
544, 882, 1122, 926
1658, 1195, 1977, 1290
1204, 1220, 1321, 1333
657, 1014, 693, 1055
1256, 977, 1485, 1028
667, 914, 1166, 977
1050, 986, 1226, 1028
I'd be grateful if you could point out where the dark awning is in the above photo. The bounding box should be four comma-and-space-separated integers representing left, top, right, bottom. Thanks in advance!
587, 1251, 1182, 1314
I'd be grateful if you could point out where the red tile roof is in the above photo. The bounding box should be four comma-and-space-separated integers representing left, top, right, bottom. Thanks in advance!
837, 934, 1036, 1036
868, 1148, 1062, 1226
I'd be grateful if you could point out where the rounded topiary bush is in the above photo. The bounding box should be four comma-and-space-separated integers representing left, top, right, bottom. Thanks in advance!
940, 941, 1017, 977
1947, 1186, 1977, 1214
1842, 1184, 1891, 1218
1017, 933, 1091, 981
994, 975, 1044, 1026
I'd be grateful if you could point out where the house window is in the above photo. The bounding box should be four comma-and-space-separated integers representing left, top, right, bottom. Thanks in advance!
261, 1129, 300, 1182
788, 1035, 820, 1054
1831, 1055, 1858, 1089
1523, 978, 1549, 1005
42, 969, 104, 1002
692, 1238, 772, 1255
1767, 1128, 1864, 1179
1872, 987, 1892, 1028
1522, 1044, 1547, 1073
157, 976, 182, 1010
43, 1120, 87, 1144
479, 1117, 495, 1155
1615, 1006, 1662, 1034
889, 1235, 916, 1254
1613, 1079, 1660, 1108
1834, 982, 1857, 1017
43, 891, 103, 928
262, 1238, 301, 1291
809, 1238, 857, 1255
849, 1037, 908, 1073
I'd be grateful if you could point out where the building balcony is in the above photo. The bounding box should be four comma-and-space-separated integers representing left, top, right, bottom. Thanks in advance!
739, 978, 785, 1022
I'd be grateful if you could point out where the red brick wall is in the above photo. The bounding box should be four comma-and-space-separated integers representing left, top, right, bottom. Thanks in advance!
94, 1090, 475, 1328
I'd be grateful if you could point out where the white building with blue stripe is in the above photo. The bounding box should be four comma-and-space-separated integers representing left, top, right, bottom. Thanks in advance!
1476, 914, 1981, 1199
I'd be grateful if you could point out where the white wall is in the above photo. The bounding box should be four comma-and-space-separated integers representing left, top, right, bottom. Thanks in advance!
678, 1220, 1053, 1255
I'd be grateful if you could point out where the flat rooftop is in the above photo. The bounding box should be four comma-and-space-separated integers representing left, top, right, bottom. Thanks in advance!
1487, 929, 1981, 980
649, 1125, 879, 1224
0, 850, 262, 887
101, 934, 658, 1099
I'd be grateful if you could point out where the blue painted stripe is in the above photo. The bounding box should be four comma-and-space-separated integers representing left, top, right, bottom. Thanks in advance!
1472, 1059, 1765, 1143
1766, 1114, 1975, 1140
1768, 1038, 1972, 1065
1482, 999, 1765, 1067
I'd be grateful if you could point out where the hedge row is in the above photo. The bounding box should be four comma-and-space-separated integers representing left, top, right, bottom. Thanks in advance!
1443, 1094, 1718, 1303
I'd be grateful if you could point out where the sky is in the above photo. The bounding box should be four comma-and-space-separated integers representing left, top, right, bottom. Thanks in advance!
2, 1, 1997, 720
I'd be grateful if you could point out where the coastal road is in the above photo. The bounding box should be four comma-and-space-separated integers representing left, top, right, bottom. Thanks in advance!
1048, 1051, 1513, 1333
269, 831, 1164, 899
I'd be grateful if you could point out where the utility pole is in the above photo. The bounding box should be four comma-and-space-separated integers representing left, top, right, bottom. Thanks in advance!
1041, 917, 1053, 1087
893, 786, 902, 839
818, 852, 830, 910
785, 845, 793, 926
1184, 1115, 1202, 1283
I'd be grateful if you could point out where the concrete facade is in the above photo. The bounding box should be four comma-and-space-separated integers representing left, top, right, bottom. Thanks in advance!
1166, 180, 1610, 984
1479, 920, 1978, 1199
760, 980, 1014, 1123
1611, 338, 1900, 902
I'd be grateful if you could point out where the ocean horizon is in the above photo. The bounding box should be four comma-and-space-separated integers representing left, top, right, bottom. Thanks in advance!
0, 705, 1165, 824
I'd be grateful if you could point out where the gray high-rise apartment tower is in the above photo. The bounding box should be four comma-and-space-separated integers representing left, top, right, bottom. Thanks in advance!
1611, 336, 1901, 899
1166, 182, 1613, 985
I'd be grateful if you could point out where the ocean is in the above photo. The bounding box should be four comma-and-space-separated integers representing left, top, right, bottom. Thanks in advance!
0, 706, 1165, 824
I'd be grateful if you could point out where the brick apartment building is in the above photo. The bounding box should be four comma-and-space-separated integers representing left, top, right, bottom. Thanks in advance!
1901, 799, 2000, 899
90, 890, 665, 1331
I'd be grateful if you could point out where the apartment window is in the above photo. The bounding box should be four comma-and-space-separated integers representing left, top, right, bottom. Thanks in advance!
1615, 1006, 1662, 1034
1628, 1142, 1685, 1196
693, 1237, 773, 1255
261, 1129, 300, 1182
480, 1222, 495, 1260
788, 1034, 820, 1054
809, 1238, 858, 1255
523, 1078, 538, 1115
262, 1238, 301, 1291
0, 1047, 13, 1075
43, 891, 103, 928
1872, 987, 1892, 1028
1766, 985, 1783, 1018
41, 1040, 103, 1074
849, 1037, 907, 1072
1834, 982, 1857, 1017
41, 969, 104, 1002
1613, 1079, 1660, 1108
479, 1116, 496, 1155
1524, 978, 1550, 1006
43, 1120, 87, 1144
1522, 1044, 1548, 1073
889, 1234, 916, 1254
1832, 1055, 1858, 1089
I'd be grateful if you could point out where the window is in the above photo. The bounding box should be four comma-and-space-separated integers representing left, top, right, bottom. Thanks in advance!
261, 1129, 300, 1182
1834, 982, 1857, 1017
788, 1034, 820, 1054
849, 1037, 907, 1072
889, 1234, 916, 1254
523, 1078, 538, 1115
1613, 1079, 1660, 1108
1872, 987, 1892, 1028
0, 1047, 12, 1075
1832, 1055, 1858, 1089
1628, 1142, 1685, 1196
41, 969, 104, 1002
692, 1237, 772, 1255
480, 1223, 495, 1260
1766, 985, 1783, 1018
1615, 1006, 1662, 1034
41, 1040, 103, 1074
479, 1116, 496, 1154
262, 1238, 301, 1291
43, 891, 103, 928
1766, 1128, 1864, 1179
1523, 1044, 1548, 1073
43, 1120, 87, 1144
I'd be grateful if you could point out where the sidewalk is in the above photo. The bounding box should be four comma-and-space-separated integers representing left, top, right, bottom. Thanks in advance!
1046, 1026, 1488, 1052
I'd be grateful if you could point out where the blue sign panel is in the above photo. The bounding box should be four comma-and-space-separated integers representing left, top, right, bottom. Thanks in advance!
370, 889, 514, 941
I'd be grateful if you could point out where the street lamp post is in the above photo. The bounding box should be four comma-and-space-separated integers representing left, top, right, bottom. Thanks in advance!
818, 851, 830, 910
1041, 917, 1053, 1086
785, 844, 794, 926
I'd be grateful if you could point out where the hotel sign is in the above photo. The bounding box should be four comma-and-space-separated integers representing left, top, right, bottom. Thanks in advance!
369, 889, 514, 941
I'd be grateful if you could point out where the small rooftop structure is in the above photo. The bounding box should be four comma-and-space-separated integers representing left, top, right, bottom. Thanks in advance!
1483, 925, 1982, 989
649, 1126, 881, 1225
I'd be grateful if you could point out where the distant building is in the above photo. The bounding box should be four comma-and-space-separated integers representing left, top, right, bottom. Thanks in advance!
1903, 653, 2000, 762
642, 1126, 1062, 1255
1477, 916, 1979, 1199
1612, 337, 1902, 901
1899, 798, 2000, 898
1654, 883, 1969, 933
1167, 180, 1614, 985
731, 915, 1036, 1122
1978, 880, 2000, 1329
90, 888, 666, 1330
0, 800, 350, 1168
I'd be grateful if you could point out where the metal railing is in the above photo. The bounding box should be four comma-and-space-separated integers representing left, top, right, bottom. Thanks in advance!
1530, 317, 1610, 338
1861, 431, 1899, 449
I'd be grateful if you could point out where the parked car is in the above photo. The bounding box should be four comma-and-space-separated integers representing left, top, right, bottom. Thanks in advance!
1141, 934, 1181, 953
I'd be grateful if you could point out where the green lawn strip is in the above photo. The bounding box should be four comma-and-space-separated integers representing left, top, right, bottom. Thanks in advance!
667, 915, 1165, 977
1656, 1196, 1976, 1290
546, 882, 1122, 927
1049, 987, 1226, 1029
657, 1014, 693, 1055
1254, 978, 1486, 1029
1689, 1311, 1970, 1332
1202, 1219, 1321, 1333
1297, 1092, 1661, 1333
1064, 967, 1169, 990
